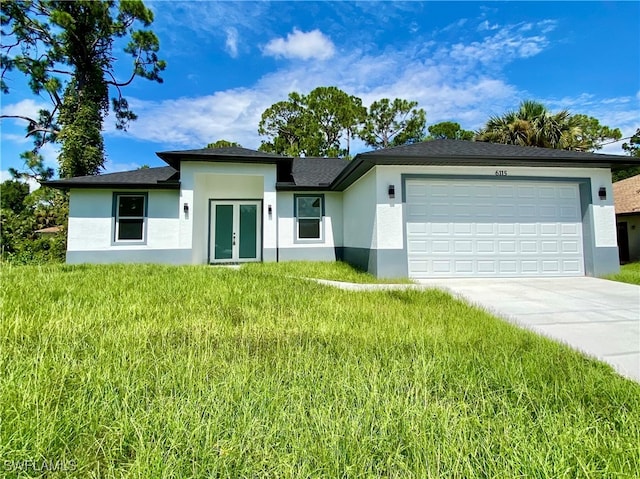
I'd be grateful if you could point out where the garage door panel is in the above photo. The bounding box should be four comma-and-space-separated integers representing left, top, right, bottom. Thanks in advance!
476, 223, 495, 235
406, 179, 584, 278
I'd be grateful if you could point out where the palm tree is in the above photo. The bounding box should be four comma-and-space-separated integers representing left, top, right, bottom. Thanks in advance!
476, 100, 581, 149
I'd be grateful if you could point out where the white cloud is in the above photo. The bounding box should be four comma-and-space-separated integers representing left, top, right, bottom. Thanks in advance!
102, 17, 635, 159
1, 170, 41, 191
444, 21, 554, 67
478, 20, 499, 31
263, 28, 335, 61
225, 27, 239, 58
1, 98, 49, 123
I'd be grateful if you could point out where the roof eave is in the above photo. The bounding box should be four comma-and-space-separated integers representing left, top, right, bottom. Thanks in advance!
275, 182, 334, 191
157, 151, 293, 169
42, 181, 181, 190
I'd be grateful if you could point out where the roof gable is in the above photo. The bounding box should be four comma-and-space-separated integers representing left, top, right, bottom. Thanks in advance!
157, 147, 291, 169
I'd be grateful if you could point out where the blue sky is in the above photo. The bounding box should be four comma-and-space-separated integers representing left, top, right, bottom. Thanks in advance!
1, 1, 639, 184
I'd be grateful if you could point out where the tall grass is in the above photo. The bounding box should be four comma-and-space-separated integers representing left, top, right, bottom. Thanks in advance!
1, 264, 639, 478
606, 262, 640, 285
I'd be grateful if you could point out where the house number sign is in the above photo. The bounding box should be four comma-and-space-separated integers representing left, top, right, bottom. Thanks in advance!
495, 170, 508, 176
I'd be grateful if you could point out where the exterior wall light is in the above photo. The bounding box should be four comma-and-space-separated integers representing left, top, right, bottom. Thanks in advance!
268, 205, 273, 216
388, 185, 395, 199
183, 203, 189, 214
598, 187, 606, 200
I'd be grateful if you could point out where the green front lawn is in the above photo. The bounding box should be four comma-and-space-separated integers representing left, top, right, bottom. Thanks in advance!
1, 263, 638, 478
606, 262, 640, 285
241, 260, 412, 283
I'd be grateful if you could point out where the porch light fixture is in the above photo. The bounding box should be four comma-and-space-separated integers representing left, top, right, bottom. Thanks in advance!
388, 184, 395, 199
183, 202, 189, 214
268, 205, 273, 216
598, 187, 606, 200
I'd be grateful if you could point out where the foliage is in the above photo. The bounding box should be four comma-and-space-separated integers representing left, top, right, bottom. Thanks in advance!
0, 179, 29, 213
258, 88, 424, 156
1, 0, 166, 178
2, 263, 639, 477
570, 114, 622, 151
259, 87, 366, 158
206, 139, 242, 148
622, 128, 640, 157
426, 121, 474, 140
0, 181, 67, 263
360, 98, 426, 149
605, 262, 640, 285
611, 128, 640, 182
476, 100, 621, 152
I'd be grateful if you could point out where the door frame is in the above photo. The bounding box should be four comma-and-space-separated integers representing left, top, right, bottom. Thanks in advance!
208, 199, 263, 263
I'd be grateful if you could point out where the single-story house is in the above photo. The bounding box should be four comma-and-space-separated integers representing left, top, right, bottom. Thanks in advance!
613, 174, 640, 263
45, 139, 633, 278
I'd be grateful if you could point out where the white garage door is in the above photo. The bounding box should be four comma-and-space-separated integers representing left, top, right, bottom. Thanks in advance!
406, 179, 584, 278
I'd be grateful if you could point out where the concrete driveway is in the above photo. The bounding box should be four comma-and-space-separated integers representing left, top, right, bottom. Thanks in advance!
416, 277, 640, 382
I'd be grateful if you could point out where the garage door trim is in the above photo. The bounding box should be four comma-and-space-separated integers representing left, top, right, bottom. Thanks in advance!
401, 174, 594, 277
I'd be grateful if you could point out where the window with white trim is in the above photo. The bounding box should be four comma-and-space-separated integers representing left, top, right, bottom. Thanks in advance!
114, 194, 146, 242
295, 195, 323, 240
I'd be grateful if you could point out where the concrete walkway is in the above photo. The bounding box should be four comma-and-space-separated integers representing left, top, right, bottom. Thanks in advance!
313, 277, 640, 382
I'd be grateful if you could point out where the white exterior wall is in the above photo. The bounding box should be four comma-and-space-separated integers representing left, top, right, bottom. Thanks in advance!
277, 191, 343, 261
66, 188, 187, 263
179, 161, 277, 264
342, 170, 377, 249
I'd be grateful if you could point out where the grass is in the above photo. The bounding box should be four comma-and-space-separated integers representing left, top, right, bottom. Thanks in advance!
605, 262, 640, 285
1, 263, 639, 478
241, 260, 413, 283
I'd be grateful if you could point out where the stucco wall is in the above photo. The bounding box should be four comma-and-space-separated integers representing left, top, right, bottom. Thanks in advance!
277, 191, 343, 261
180, 161, 277, 264
342, 170, 376, 249
66, 188, 188, 264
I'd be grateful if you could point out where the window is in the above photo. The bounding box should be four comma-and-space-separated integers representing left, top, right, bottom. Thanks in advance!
295, 195, 323, 240
114, 194, 146, 242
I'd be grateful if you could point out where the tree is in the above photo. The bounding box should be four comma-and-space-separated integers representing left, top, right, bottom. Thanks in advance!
569, 114, 622, 151
621, 128, 640, 157
258, 87, 366, 157
426, 121, 474, 140
304, 86, 366, 157
360, 98, 426, 149
476, 100, 621, 151
206, 140, 242, 149
1, 184, 67, 263
613, 128, 640, 182
1, 0, 166, 179
258, 94, 310, 156
0, 180, 30, 214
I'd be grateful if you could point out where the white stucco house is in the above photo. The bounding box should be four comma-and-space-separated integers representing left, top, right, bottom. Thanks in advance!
45, 139, 632, 278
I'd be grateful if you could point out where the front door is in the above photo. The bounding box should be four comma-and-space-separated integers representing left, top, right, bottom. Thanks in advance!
209, 200, 261, 263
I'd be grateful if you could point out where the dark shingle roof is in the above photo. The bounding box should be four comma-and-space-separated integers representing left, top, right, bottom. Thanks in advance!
157, 147, 291, 169
281, 157, 350, 189
331, 139, 638, 190
44, 140, 638, 192
43, 166, 179, 189
359, 139, 632, 161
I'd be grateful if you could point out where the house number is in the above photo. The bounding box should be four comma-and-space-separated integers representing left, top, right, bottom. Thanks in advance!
495, 170, 508, 176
